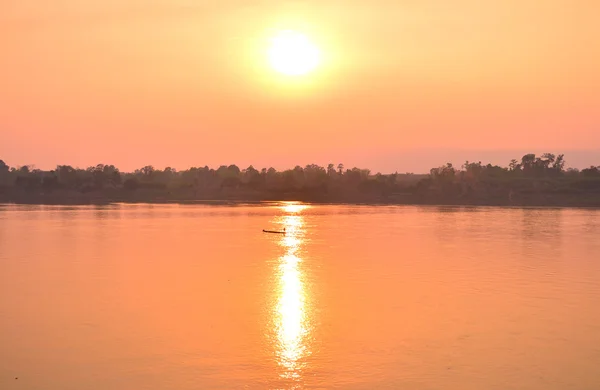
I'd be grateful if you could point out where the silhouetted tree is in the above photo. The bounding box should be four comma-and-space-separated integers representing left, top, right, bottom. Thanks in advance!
0, 160, 9, 187
327, 163, 336, 177
582, 166, 600, 178
0, 152, 597, 206
521, 154, 537, 173
228, 165, 241, 176
553, 154, 566, 172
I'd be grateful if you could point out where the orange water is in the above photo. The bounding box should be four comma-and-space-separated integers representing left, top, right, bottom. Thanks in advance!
1, 203, 599, 389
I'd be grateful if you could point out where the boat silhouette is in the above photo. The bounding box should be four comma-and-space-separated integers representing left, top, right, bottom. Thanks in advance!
262, 228, 286, 234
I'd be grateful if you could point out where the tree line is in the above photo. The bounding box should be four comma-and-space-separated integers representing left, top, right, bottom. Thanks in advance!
1, 153, 599, 206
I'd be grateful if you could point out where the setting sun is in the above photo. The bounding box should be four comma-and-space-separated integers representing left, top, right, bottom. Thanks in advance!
267, 30, 321, 76
3, 1, 600, 389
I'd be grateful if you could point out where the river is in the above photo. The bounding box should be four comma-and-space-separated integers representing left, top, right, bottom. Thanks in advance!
1, 203, 599, 389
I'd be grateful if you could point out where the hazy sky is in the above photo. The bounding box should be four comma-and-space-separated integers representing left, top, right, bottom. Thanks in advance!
1, 0, 599, 173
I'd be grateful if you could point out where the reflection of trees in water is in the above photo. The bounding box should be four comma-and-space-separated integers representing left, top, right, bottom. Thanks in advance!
583, 212, 600, 235
93, 205, 112, 221
431, 206, 490, 247
521, 209, 563, 241
520, 209, 564, 259
433, 207, 460, 242
434, 206, 482, 214
0, 206, 7, 250
432, 207, 470, 237
582, 212, 600, 255
428, 207, 566, 253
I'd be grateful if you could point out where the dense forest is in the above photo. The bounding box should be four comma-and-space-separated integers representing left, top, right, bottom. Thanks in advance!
1, 153, 599, 206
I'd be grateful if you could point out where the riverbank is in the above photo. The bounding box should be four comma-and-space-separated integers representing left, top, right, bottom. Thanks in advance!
2, 190, 599, 208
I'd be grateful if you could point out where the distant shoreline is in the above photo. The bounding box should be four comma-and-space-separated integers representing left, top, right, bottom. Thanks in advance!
2, 194, 600, 208
2, 153, 599, 209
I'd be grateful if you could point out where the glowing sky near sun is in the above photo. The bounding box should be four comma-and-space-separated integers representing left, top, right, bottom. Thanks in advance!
1, 0, 599, 172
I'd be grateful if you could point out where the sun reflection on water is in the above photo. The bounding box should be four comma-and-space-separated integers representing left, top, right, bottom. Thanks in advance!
281, 203, 309, 214
274, 205, 310, 381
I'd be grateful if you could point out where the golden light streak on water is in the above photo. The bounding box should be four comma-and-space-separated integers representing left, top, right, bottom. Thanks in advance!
274, 205, 310, 382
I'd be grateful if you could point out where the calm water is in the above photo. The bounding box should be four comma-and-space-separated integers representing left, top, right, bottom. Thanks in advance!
1, 203, 600, 390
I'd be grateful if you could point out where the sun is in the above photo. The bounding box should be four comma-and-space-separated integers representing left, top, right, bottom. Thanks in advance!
267, 30, 321, 76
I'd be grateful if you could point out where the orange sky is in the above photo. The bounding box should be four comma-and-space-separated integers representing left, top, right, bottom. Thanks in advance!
1, 0, 599, 172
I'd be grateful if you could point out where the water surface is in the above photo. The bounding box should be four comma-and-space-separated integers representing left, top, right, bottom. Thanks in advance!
1, 203, 600, 389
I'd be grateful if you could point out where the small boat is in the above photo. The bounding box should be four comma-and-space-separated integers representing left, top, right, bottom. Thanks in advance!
263, 229, 286, 234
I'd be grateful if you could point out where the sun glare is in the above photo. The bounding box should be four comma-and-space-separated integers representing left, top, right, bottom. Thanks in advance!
268, 30, 320, 76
